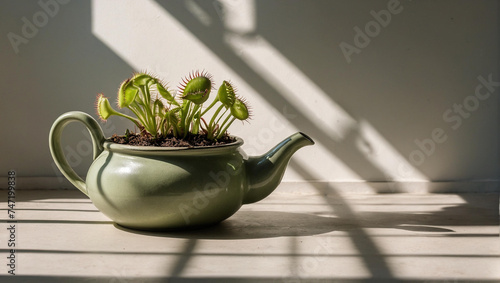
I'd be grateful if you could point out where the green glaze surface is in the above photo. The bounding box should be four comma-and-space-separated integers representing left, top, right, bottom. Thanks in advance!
50, 111, 314, 230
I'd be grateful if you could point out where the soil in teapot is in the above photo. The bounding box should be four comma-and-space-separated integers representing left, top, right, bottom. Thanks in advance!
108, 133, 236, 147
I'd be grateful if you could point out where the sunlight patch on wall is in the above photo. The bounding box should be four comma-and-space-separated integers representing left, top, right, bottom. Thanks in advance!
218, 0, 256, 34
91, 0, 221, 79
225, 33, 357, 142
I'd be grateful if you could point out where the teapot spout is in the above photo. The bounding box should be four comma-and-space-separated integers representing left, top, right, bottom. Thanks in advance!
243, 132, 314, 204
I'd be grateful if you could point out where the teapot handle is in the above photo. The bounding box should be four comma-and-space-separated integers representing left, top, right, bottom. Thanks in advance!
49, 111, 105, 197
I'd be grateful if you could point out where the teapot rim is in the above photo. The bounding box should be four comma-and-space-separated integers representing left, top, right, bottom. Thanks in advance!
102, 135, 244, 154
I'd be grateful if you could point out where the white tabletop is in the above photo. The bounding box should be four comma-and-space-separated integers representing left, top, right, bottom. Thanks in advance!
1, 189, 498, 282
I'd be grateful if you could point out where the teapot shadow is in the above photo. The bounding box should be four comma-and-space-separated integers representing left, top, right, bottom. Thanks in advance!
114, 211, 338, 239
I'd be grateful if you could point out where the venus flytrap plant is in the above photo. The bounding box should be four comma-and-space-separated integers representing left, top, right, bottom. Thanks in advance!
178, 71, 212, 138
96, 94, 142, 129
199, 80, 251, 140
96, 71, 251, 144
223, 97, 250, 137
116, 73, 169, 137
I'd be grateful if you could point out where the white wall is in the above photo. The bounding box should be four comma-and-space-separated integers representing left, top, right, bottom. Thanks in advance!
1, 0, 499, 191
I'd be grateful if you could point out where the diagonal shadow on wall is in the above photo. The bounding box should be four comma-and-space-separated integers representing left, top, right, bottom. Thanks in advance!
153, 0, 400, 278
1, 0, 135, 178
153, 0, 406, 189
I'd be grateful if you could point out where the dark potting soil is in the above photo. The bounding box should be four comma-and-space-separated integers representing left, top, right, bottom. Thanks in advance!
108, 133, 237, 147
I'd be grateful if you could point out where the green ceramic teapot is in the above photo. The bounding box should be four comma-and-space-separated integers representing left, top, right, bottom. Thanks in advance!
49, 111, 314, 230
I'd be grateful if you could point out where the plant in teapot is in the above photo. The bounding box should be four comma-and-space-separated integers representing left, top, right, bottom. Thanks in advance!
49, 70, 315, 230
95, 71, 251, 143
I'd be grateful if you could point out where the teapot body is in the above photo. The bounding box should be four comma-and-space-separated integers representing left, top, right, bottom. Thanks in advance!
86, 141, 247, 230
50, 111, 314, 231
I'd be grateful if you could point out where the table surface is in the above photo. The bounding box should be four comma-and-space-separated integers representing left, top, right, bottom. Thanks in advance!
0, 189, 498, 282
